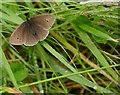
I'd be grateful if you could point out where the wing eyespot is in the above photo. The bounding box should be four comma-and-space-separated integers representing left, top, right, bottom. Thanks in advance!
46, 19, 49, 22
17, 37, 21, 40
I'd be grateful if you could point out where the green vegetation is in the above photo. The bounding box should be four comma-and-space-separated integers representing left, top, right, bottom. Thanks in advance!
1, 1, 120, 94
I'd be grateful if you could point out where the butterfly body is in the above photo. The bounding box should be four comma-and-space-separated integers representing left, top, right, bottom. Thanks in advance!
25, 19, 39, 38
9, 14, 55, 46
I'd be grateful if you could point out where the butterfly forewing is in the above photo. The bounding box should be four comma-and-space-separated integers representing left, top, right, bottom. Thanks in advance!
30, 14, 55, 29
29, 20, 49, 41
9, 22, 26, 45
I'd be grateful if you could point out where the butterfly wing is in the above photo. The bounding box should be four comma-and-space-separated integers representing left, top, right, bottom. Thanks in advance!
30, 14, 55, 29
28, 21, 49, 41
9, 22, 26, 45
29, 14, 55, 41
23, 25, 39, 46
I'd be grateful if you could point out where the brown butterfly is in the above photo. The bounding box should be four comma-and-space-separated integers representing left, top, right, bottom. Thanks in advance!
9, 14, 55, 46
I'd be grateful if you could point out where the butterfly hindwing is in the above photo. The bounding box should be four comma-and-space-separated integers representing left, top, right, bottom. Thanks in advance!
23, 24, 39, 46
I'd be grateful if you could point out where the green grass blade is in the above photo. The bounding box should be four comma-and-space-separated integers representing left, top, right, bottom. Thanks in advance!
71, 22, 119, 81
79, 24, 118, 42
0, 47, 19, 89
40, 41, 113, 93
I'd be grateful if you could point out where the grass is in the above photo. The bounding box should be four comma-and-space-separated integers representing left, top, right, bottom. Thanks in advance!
1, 1, 120, 94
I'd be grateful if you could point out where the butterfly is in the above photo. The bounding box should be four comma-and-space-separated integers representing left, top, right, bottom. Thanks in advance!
9, 14, 55, 46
